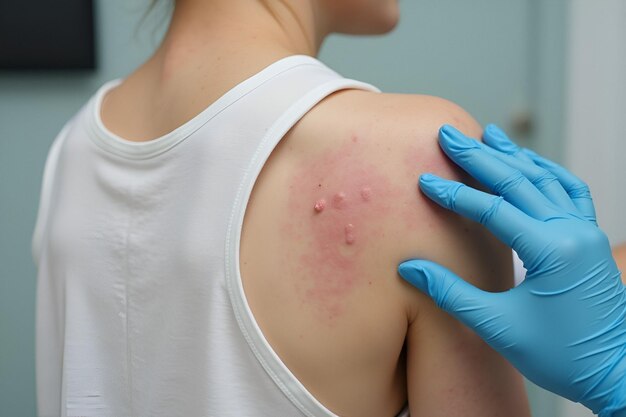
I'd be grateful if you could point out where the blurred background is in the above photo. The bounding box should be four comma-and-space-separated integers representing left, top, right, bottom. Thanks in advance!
1, 0, 624, 415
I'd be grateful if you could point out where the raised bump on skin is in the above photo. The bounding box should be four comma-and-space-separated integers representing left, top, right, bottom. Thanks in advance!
360, 187, 372, 202
314, 199, 326, 213
344, 223, 356, 245
283, 133, 403, 320
332, 192, 347, 209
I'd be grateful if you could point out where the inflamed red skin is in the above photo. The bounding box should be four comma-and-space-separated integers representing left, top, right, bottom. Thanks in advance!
281, 132, 410, 319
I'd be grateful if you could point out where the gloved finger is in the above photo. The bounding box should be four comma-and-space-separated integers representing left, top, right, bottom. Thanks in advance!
479, 144, 579, 214
482, 124, 579, 213
419, 173, 539, 251
438, 125, 565, 221
398, 260, 509, 348
482, 123, 535, 164
522, 148, 597, 225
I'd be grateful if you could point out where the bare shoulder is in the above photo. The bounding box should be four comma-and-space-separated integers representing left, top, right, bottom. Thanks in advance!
293, 90, 483, 154
283, 89, 512, 318
294, 90, 484, 189
240, 89, 525, 415
282, 88, 527, 415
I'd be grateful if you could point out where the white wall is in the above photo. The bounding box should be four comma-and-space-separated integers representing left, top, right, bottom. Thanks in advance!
565, 0, 626, 244
561, 1, 626, 415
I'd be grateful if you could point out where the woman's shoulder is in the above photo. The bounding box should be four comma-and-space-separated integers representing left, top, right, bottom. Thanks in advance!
283, 88, 524, 414
287, 89, 483, 172
281, 88, 512, 317
240, 87, 520, 414
297, 89, 482, 142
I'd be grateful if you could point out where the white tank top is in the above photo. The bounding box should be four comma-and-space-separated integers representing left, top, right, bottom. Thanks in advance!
31, 55, 413, 417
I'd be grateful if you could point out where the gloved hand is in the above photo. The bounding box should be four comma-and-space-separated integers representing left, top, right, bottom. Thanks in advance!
398, 124, 626, 417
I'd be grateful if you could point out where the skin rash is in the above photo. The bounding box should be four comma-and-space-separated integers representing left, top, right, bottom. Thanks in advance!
282, 133, 409, 319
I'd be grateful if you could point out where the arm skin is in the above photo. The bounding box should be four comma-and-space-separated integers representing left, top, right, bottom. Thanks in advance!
387, 99, 531, 417
615, 244, 626, 280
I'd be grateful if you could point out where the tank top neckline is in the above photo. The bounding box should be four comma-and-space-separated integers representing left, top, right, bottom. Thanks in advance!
87, 54, 326, 160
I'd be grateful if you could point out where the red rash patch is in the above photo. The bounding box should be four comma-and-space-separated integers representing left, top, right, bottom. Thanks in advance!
283, 134, 401, 320
401, 140, 459, 231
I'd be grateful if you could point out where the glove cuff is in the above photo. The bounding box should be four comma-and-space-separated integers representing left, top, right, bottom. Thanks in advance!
599, 407, 626, 417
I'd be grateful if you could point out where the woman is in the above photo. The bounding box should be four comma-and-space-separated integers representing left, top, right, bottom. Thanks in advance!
31, 0, 530, 416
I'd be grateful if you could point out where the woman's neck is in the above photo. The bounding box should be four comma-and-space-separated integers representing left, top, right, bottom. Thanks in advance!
157, 0, 327, 70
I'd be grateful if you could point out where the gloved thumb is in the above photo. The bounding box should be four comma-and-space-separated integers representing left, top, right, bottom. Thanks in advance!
398, 260, 499, 331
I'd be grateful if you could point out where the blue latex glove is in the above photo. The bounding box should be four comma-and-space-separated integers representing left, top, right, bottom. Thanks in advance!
398, 124, 626, 417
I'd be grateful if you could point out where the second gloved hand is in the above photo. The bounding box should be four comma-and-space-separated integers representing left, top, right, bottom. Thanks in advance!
398, 124, 626, 417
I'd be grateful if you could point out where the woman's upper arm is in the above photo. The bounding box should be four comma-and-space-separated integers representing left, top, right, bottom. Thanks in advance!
377, 94, 530, 416
334, 90, 531, 416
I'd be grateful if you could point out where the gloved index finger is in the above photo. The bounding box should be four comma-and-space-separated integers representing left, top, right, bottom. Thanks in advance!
438, 125, 566, 222
419, 173, 540, 252
482, 124, 582, 216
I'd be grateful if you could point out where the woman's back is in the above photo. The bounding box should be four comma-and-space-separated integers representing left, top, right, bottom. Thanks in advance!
32, 1, 530, 416
98, 58, 529, 417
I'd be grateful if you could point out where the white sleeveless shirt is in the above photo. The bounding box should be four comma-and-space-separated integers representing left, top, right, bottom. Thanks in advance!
30, 55, 414, 417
